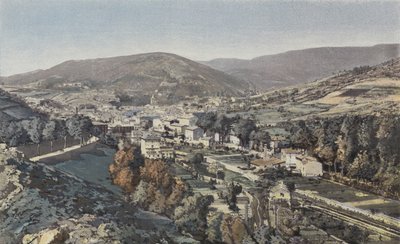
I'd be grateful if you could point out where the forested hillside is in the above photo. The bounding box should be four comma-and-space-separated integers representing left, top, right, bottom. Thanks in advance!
287, 113, 400, 199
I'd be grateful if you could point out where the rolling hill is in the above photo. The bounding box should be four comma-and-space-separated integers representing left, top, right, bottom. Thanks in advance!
203, 44, 400, 90
1, 53, 249, 104
249, 58, 400, 117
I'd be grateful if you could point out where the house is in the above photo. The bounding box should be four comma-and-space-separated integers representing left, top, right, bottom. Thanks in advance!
140, 133, 173, 159
229, 134, 241, 147
169, 123, 187, 135
179, 114, 198, 127
199, 136, 213, 148
140, 133, 174, 159
269, 135, 290, 154
214, 132, 221, 143
281, 148, 304, 170
140, 116, 157, 129
110, 124, 136, 135
152, 118, 165, 132
184, 126, 204, 142
131, 129, 144, 145
140, 133, 161, 159
295, 156, 323, 177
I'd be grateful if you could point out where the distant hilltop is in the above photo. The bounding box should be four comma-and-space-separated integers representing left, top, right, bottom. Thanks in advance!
202, 44, 400, 90
0, 52, 249, 104
1, 44, 399, 103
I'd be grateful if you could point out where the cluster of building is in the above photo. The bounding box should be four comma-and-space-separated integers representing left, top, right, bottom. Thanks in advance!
249, 147, 323, 177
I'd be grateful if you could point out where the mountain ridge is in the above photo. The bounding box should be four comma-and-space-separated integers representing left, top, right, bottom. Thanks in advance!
0, 52, 249, 104
202, 44, 400, 90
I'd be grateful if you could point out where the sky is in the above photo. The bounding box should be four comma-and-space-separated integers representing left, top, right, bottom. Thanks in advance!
0, 0, 399, 76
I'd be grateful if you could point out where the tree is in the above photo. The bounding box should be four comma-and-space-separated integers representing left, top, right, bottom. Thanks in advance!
174, 193, 214, 240
22, 117, 45, 155
251, 130, 271, 151
226, 182, 243, 211
196, 112, 217, 133
289, 120, 315, 149
214, 114, 236, 144
66, 115, 93, 145
43, 120, 57, 151
206, 212, 224, 243
1, 121, 29, 146
189, 152, 204, 165
234, 118, 257, 148
55, 120, 68, 149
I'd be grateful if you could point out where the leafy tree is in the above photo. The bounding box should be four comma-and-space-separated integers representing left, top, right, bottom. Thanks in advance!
250, 130, 271, 151
1, 121, 29, 147
174, 193, 214, 240
196, 112, 217, 133
226, 182, 243, 211
289, 120, 315, 149
66, 115, 93, 144
22, 117, 45, 155
213, 114, 237, 144
206, 212, 224, 243
43, 120, 57, 151
234, 118, 257, 148
189, 152, 204, 165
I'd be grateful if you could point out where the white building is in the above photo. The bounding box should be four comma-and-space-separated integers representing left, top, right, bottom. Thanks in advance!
169, 123, 187, 135
229, 134, 241, 146
140, 133, 174, 159
179, 114, 198, 127
199, 136, 213, 148
152, 118, 166, 132
281, 148, 304, 170
184, 126, 204, 142
295, 156, 323, 177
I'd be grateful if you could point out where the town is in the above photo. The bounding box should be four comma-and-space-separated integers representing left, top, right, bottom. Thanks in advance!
1, 75, 399, 243
0, 0, 399, 242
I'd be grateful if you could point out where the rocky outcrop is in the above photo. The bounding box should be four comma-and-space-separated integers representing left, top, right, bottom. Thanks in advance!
22, 215, 143, 244
0, 147, 194, 243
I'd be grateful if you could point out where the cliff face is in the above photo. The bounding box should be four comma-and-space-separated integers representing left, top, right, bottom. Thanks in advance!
288, 113, 400, 198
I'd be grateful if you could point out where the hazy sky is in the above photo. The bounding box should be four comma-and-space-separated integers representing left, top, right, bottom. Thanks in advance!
1, 0, 399, 76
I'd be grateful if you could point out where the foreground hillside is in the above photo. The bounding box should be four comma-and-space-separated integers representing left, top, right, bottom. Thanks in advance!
0, 148, 194, 243
204, 44, 399, 90
1, 53, 248, 104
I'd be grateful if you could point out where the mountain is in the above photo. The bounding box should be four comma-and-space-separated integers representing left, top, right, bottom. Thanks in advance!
203, 44, 400, 90
1, 53, 249, 104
